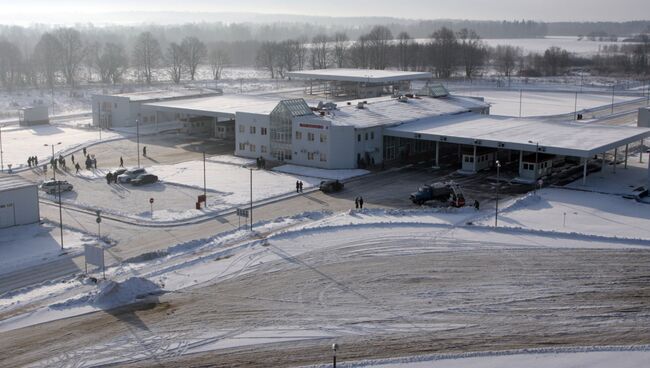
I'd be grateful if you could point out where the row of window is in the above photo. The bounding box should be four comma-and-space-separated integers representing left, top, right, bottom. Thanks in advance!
306, 152, 327, 162
295, 131, 327, 142
239, 125, 268, 135
238, 143, 268, 153
357, 131, 376, 142
522, 161, 550, 171
463, 154, 491, 164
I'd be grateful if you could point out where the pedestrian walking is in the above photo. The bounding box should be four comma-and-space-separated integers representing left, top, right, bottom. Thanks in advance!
106, 172, 113, 184
296, 180, 300, 193
474, 200, 480, 211
82, 147, 86, 156
355, 197, 359, 209
93, 157, 97, 169
43, 164, 47, 174
119, 156, 124, 167
27, 157, 32, 167
299, 181, 304, 192
75, 163, 80, 174
143, 146, 147, 157
71, 154, 75, 164
359, 196, 364, 209
35, 156, 38, 165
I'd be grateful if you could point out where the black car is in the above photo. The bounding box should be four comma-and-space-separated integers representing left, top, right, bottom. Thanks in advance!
319, 180, 344, 193
131, 173, 158, 186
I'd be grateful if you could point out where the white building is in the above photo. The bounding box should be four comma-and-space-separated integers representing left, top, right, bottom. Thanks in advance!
18, 106, 49, 126
0, 175, 39, 228
91, 88, 220, 129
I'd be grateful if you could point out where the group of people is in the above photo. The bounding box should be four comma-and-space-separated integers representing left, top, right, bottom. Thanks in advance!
255, 156, 266, 169
106, 171, 120, 184
27, 156, 39, 167
295, 180, 304, 193
354, 196, 364, 209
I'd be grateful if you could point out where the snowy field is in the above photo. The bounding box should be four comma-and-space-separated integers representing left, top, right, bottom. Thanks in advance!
0, 124, 124, 171
0, 222, 104, 275
458, 90, 636, 117
565, 153, 649, 196
340, 348, 650, 368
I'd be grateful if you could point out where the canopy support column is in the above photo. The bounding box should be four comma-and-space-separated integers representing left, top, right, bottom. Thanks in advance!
473, 145, 477, 172
583, 158, 588, 185
613, 147, 617, 173
435, 141, 439, 167
624, 144, 628, 169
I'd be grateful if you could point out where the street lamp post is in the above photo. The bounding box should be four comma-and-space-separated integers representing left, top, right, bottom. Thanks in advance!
528, 140, 539, 194
44, 142, 62, 180
58, 180, 63, 250
136, 119, 141, 168
495, 160, 501, 228
332, 343, 338, 368
203, 151, 207, 204
0, 123, 4, 172
249, 167, 253, 231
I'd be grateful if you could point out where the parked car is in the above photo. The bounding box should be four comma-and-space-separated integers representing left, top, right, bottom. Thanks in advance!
131, 173, 158, 186
319, 180, 344, 193
410, 181, 465, 207
113, 168, 127, 177
117, 168, 146, 183
40, 179, 73, 194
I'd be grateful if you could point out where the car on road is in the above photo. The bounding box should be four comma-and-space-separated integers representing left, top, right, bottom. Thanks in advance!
319, 180, 344, 193
131, 173, 159, 186
117, 168, 146, 183
40, 179, 74, 194
410, 181, 465, 207
113, 168, 127, 177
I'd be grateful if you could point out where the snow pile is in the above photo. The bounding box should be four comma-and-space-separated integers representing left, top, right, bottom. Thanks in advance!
91, 277, 161, 308
273, 164, 370, 180
207, 155, 256, 166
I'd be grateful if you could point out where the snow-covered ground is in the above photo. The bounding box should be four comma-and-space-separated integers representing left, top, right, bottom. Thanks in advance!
565, 152, 649, 196
458, 90, 636, 117
273, 164, 369, 180
0, 124, 124, 171
0, 222, 104, 275
331, 348, 650, 368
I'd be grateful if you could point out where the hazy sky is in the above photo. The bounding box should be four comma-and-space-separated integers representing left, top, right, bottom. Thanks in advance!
3, 0, 650, 22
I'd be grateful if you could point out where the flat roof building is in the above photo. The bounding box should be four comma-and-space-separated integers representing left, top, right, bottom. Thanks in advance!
287, 68, 433, 99
0, 175, 39, 228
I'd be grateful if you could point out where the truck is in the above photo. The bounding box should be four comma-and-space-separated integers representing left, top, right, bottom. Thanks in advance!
410, 181, 465, 207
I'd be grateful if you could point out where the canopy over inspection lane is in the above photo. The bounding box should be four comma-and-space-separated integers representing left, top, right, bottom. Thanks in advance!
143, 95, 282, 119
287, 68, 433, 83
385, 113, 650, 158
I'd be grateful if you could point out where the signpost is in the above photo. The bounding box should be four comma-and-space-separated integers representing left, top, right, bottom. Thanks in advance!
84, 244, 105, 279
236, 208, 249, 230
96, 210, 101, 241
149, 197, 154, 218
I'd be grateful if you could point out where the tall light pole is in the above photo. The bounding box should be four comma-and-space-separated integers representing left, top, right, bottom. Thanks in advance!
136, 119, 141, 168
611, 84, 615, 114
332, 343, 338, 368
573, 91, 578, 120
203, 151, 207, 205
519, 89, 523, 118
249, 167, 253, 231
495, 160, 501, 228
528, 140, 539, 194
0, 123, 4, 172
58, 180, 63, 250
44, 142, 62, 180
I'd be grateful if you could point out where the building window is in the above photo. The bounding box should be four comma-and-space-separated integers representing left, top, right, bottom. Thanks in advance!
307, 152, 315, 160
371, 131, 375, 140
358, 134, 361, 142
151, 115, 155, 123
250, 126, 256, 134
239, 143, 245, 150
307, 132, 315, 141
261, 145, 267, 153
320, 153, 327, 162
295, 131, 302, 140
261, 127, 267, 135
320, 133, 327, 143
250, 144, 256, 152
239, 125, 245, 133
143, 116, 148, 123
365, 132, 368, 140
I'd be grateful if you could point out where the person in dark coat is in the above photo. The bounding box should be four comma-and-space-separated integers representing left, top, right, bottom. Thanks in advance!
474, 200, 480, 211
82, 147, 86, 156
120, 156, 124, 167
106, 172, 113, 184
93, 157, 97, 169
355, 197, 359, 209
296, 180, 300, 193
143, 146, 147, 157
358, 196, 364, 209
71, 154, 75, 164
75, 163, 80, 173
299, 181, 303, 192
35, 156, 38, 165
27, 157, 32, 167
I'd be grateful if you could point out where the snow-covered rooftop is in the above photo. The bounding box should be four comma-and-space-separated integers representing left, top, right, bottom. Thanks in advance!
386, 113, 650, 157
144, 95, 282, 117
287, 68, 433, 83
0, 174, 37, 192
111, 88, 219, 102
314, 95, 489, 129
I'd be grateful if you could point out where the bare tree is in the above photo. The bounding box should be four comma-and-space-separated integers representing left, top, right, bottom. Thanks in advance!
0, 40, 22, 91
277, 40, 298, 78
167, 42, 184, 84
494, 45, 522, 79
349, 35, 370, 69
133, 32, 162, 84
256, 41, 277, 79
83, 41, 101, 82
397, 32, 412, 71
208, 47, 230, 80
181, 36, 207, 81
542, 46, 570, 76
33, 32, 62, 90
430, 27, 458, 78
311, 34, 330, 69
366, 26, 393, 70
457, 28, 486, 78
54, 28, 84, 87
293, 37, 308, 71
332, 32, 349, 68
96, 42, 128, 84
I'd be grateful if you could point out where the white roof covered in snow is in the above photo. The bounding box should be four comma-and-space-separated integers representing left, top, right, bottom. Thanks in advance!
111, 88, 219, 102
385, 113, 650, 157
287, 68, 433, 83
0, 175, 37, 192
144, 95, 282, 117
316, 96, 489, 129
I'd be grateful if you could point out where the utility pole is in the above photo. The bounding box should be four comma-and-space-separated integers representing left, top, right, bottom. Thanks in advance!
574, 91, 578, 120
519, 89, 523, 118
0, 124, 3, 172
203, 151, 207, 205
611, 84, 615, 114
249, 167, 253, 231
58, 181, 64, 250
495, 160, 501, 228
136, 119, 140, 168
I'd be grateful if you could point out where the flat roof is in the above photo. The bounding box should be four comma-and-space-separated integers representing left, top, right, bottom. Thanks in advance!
0, 175, 37, 192
287, 68, 433, 83
385, 113, 650, 158
112, 88, 218, 102
315, 95, 489, 129
144, 95, 282, 118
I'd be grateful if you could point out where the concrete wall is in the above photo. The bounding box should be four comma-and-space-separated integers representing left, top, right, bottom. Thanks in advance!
235, 112, 271, 160
291, 117, 331, 169
328, 125, 356, 168
0, 186, 39, 228
92, 95, 131, 128
353, 127, 383, 167
19, 106, 49, 126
